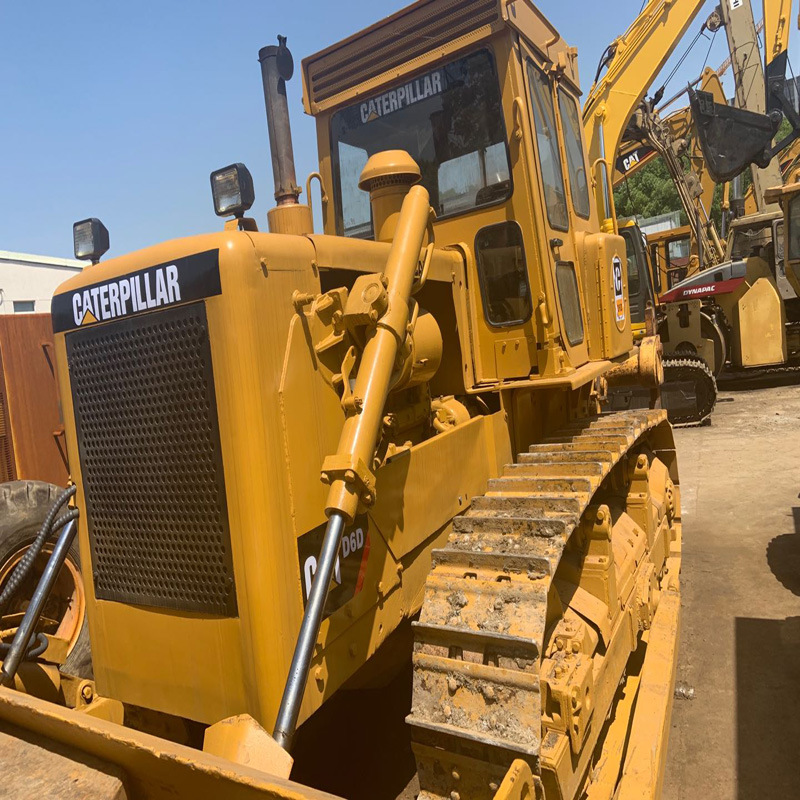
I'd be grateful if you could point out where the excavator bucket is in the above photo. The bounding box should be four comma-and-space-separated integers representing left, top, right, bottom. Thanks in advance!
689, 88, 780, 182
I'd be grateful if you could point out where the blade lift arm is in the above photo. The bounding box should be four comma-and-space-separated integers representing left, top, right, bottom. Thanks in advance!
272, 184, 433, 752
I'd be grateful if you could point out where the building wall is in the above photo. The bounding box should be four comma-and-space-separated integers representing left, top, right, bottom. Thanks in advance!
0, 251, 83, 315
637, 211, 683, 236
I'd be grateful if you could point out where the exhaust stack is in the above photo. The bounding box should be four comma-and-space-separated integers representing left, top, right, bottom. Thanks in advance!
258, 36, 312, 233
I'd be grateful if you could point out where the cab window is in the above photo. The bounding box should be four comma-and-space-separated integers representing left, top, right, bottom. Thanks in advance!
331, 49, 512, 237
622, 229, 641, 297
527, 62, 569, 231
557, 89, 591, 219
789, 196, 800, 261
475, 222, 533, 327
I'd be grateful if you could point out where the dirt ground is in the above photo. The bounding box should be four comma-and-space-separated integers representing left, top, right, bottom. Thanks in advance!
663, 381, 800, 799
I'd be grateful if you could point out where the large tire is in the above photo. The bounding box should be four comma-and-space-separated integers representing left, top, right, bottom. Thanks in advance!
0, 481, 92, 678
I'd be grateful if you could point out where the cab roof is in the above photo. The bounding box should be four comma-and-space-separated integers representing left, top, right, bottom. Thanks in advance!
301, 0, 578, 115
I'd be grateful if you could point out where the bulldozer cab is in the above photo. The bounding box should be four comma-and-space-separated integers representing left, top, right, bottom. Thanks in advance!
303, 0, 632, 385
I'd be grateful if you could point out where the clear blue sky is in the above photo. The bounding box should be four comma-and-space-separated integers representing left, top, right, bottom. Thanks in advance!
0, 0, 789, 259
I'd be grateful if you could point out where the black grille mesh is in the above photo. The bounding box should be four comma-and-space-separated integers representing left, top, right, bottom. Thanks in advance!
67, 302, 237, 616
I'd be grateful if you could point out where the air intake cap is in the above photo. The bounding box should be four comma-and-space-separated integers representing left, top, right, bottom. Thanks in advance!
358, 150, 421, 193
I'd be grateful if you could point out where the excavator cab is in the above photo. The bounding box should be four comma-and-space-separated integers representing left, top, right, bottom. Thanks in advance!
619, 220, 658, 335
765, 179, 800, 301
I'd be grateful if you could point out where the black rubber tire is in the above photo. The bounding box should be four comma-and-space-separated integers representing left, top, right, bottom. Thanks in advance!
0, 481, 92, 678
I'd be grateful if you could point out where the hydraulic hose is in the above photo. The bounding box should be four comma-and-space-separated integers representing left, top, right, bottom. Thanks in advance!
0, 485, 77, 616
1, 517, 79, 685
0, 632, 47, 660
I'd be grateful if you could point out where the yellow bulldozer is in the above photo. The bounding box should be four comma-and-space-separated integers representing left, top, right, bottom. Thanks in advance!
0, 2, 682, 798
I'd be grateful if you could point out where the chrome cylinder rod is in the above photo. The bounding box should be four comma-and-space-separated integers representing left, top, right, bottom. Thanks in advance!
273, 511, 346, 751
0, 518, 77, 686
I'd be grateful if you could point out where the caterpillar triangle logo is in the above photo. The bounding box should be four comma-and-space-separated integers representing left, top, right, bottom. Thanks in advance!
80, 308, 99, 326
366, 110, 379, 122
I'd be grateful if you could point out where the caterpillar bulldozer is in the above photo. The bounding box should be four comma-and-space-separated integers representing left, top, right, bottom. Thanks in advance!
0, 2, 682, 799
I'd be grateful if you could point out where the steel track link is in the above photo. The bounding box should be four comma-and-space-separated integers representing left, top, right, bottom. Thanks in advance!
407, 409, 668, 800
662, 353, 717, 428
716, 359, 800, 386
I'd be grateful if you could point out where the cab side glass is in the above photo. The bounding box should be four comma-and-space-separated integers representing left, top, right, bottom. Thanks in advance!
789, 196, 800, 261
774, 220, 785, 266
527, 62, 569, 231
475, 222, 533, 327
555, 262, 584, 345
557, 90, 591, 219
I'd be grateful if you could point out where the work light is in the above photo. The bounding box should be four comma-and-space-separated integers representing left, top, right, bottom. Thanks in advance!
73, 218, 110, 263
210, 163, 255, 218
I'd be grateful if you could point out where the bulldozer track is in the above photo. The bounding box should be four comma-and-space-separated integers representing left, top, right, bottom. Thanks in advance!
716, 359, 800, 387
662, 352, 717, 428
408, 409, 670, 800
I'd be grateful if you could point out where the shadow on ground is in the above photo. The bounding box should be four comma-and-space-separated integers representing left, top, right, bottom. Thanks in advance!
289, 660, 417, 800
765, 508, 800, 596
718, 371, 800, 392
736, 616, 800, 799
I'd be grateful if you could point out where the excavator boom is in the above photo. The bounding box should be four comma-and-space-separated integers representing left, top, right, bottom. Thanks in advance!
583, 0, 708, 231
584, 0, 722, 425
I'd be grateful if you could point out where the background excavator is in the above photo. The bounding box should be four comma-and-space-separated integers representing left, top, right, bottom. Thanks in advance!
582, 0, 729, 424
593, 0, 800, 423
658, 0, 800, 382
0, 2, 681, 799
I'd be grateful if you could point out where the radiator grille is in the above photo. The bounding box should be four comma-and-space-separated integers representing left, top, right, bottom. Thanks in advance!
67, 302, 236, 616
304, 0, 499, 107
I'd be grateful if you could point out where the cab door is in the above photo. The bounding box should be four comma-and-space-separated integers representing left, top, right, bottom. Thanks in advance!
620, 225, 656, 328
518, 40, 590, 369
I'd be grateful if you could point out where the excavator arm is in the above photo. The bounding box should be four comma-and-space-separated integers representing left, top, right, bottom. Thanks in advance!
613, 107, 691, 186
583, 0, 708, 233
614, 71, 726, 226
765, 0, 793, 114
586, 0, 722, 425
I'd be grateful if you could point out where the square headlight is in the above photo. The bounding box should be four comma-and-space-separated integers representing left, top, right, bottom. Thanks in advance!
73, 218, 110, 262
211, 163, 255, 218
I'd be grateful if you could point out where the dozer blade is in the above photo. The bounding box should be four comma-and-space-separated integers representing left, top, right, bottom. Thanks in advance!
0, 686, 341, 800
689, 88, 780, 182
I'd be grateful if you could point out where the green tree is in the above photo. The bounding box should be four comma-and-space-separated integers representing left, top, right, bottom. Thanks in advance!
614, 158, 687, 223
